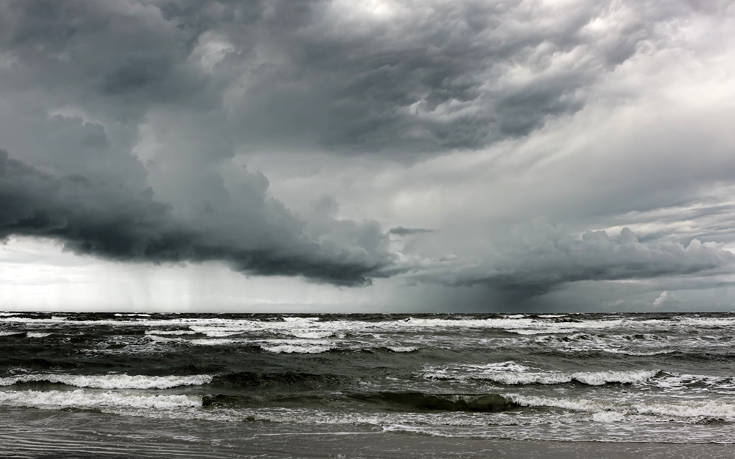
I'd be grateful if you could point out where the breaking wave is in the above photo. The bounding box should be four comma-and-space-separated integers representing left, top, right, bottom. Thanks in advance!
0, 373, 213, 389
510, 394, 735, 421
0, 389, 201, 410
424, 363, 661, 386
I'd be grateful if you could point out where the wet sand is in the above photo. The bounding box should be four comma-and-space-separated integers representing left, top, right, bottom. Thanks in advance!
2, 408, 733, 458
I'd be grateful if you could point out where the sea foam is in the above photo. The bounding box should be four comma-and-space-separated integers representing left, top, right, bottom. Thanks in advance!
423, 363, 659, 386
0, 389, 201, 410
0, 373, 212, 389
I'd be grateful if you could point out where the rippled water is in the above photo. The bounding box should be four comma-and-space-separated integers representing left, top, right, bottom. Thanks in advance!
2, 311, 735, 451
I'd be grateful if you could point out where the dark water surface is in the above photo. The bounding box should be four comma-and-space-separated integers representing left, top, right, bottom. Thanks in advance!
2, 312, 735, 456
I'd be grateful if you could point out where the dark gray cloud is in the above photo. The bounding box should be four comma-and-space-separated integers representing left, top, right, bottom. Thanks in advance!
0, 0, 407, 286
0, 150, 391, 285
388, 226, 434, 236
0, 0, 692, 156
407, 227, 735, 296
211, 0, 620, 154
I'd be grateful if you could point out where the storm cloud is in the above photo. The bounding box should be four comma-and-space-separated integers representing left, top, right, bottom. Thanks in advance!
1, 0, 735, 310
0, 150, 392, 285
408, 227, 735, 295
0, 0, 702, 155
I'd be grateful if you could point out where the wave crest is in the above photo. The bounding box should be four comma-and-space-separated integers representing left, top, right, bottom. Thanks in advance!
0, 373, 212, 389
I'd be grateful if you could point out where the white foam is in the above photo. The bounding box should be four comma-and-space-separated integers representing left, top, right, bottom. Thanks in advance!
423, 363, 658, 386
386, 346, 418, 353
573, 370, 659, 386
677, 316, 735, 327
189, 338, 240, 346
510, 394, 607, 412
0, 313, 631, 338
0, 373, 212, 389
144, 329, 197, 335
634, 400, 735, 419
260, 343, 335, 353
602, 349, 675, 356
283, 316, 320, 323
510, 394, 735, 421
423, 361, 530, 380
26, 332, 51, 338
507, 328, 577, 335
147, 335, 185, 344
592, 411, 625, 423
288, 330, 335, 339
188, 326, 243, 337
0, 331, 23, 336
484, 361, 532, 372
257, 337, 336, 354
486, 372, 573, 385
654, 373, 735, 391
2, 314, 732, 342
0, 389, 200, 410
527, 332, 686, 356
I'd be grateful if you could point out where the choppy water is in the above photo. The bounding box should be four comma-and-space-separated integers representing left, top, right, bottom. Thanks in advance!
2, 312, 735, 451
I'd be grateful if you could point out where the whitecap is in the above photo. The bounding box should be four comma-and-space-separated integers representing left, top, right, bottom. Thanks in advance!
592, 411, 625, 423
260, 343, 335, 354
0, 373, 213, 389
634, 400, 735, 419
26, 332, 51, 338
288, 330, 335, 339
0, 389, 200, 410
510, 394, 735, 421
189, 338, 240, 346
509, 394, 607, 412
423, 363, 659, 386
386, 346, 419, 353
602, 349, 675, 356
283, 316, 320, 323
0, 331, 23, 336
144, 329, 197, 336
189, 327, 244, 337
572, 370, 659, 386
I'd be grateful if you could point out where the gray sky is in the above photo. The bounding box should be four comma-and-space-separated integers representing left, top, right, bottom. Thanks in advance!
2, 0, 735, 312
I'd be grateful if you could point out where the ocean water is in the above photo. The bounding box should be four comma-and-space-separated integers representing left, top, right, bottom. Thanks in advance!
1, 312, 735, 456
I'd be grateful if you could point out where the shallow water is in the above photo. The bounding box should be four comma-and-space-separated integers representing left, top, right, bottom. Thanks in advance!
2, 312, 735, 454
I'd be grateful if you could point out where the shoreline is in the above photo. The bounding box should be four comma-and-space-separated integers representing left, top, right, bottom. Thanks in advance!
2, 408, 733, 459
4, 433, 735, 458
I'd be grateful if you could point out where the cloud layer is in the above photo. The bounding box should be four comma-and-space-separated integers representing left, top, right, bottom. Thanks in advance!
2, 0, 735, 309
0, 150, 391, 285
408, 226, 734, 294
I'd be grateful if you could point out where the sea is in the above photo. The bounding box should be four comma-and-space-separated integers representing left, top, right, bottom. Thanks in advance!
1, 312, 735, 457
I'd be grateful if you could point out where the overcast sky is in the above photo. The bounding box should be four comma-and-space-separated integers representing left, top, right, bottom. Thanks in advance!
2, 0, 735, 312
